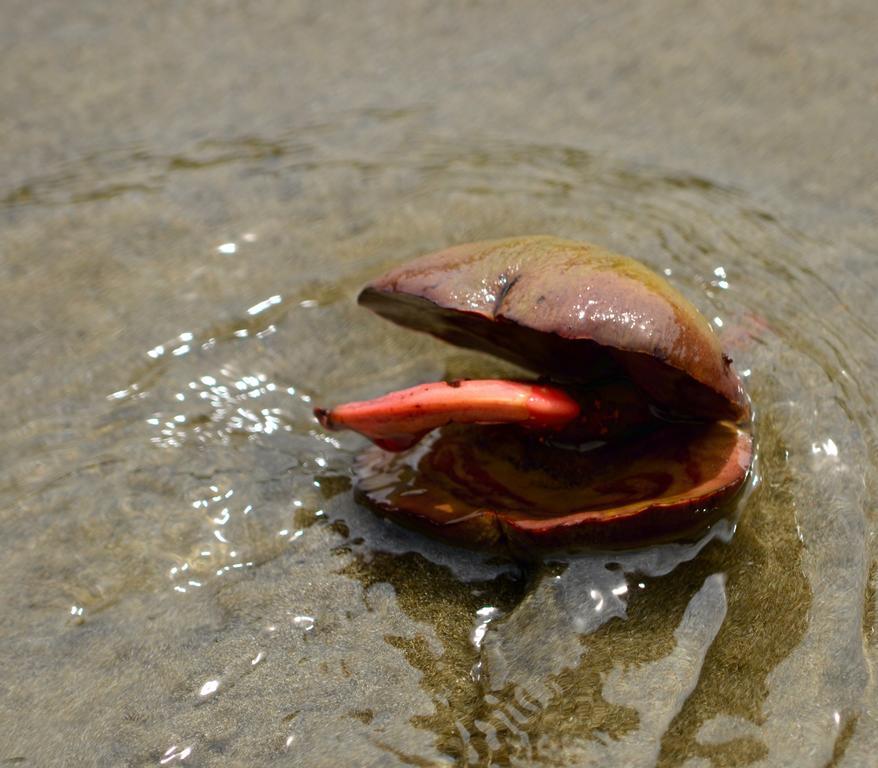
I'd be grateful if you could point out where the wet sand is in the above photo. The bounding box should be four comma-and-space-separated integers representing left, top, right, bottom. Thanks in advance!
1, 2, 877, 766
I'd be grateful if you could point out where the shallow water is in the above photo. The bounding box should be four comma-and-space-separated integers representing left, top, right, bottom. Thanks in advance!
2, 112, 877, 767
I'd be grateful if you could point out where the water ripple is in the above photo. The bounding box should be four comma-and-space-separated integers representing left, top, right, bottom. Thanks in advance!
2, 125, 875, 766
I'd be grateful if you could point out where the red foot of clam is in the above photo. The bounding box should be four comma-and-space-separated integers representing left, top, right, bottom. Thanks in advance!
315, 379, 582, 452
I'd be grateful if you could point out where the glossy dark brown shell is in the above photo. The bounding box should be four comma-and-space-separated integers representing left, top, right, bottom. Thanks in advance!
355, 421, 753, 555
359, 236, 749, 421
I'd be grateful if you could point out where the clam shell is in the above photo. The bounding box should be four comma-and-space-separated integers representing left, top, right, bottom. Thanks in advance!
359, 236, 749, 421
